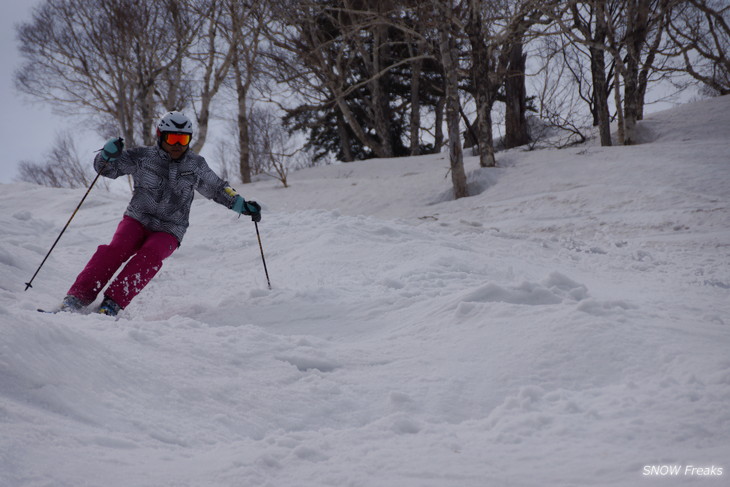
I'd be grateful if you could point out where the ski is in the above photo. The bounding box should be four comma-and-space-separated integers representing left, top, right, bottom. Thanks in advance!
37, 307, 122, 320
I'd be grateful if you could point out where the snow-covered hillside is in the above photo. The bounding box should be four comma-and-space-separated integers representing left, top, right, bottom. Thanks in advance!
1, 96, 729, 487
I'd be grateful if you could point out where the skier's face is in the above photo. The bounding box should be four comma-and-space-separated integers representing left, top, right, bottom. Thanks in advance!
160, 132, 190, 160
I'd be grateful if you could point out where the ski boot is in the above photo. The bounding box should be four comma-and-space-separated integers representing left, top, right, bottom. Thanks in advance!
98, 296, 121, 317
60, 295, 84, 313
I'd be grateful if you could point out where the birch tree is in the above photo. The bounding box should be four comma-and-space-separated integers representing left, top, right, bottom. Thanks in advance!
547, 0, 672, 145
602, 0, 672, 144
222, 0, 267, 183
16, 0, 202, 146
664, 0, 730, 95
434, 0, 469, 199
16, 0, 233, 152
188, 0, 236, 153
565, 0, 614, 145
465, 0, 498, 167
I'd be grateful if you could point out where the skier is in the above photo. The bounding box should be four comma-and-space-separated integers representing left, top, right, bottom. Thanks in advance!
59, 111, 261, 316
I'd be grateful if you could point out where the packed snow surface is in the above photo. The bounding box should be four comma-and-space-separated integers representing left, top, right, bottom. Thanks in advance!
1, 96, 729, 486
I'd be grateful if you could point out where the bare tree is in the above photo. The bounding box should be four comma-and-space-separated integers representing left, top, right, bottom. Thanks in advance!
408, 39, 426, 155
500, 4, 546, 150
15, 0, 207, 147
565, 0, 614, 145
547, 0, 673, 145
222, 0, 268, 183
604, 0, 673, 144
266, 0, 436, 160
434, 0, 469, 199
462, 0, 550, 163
531, 36, 593, 147
265, 0, 362, 159
213, 133, 238, 183
15, 132, 108, 189
465, 0, 498, 167
15, 0, 237, 155
250, 107, 313, 188
405, 3, 432, 156
188, 0, 237, 153
664, 0, 730, 95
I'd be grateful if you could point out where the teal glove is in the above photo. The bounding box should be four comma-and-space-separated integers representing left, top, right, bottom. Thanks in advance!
232, 196, 262, 222
101, 137, 124, 162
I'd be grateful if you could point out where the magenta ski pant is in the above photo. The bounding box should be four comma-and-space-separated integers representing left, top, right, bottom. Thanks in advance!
68, 216, 178, 309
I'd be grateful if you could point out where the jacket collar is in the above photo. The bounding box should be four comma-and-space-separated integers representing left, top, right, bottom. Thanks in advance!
156, 145, 189, 163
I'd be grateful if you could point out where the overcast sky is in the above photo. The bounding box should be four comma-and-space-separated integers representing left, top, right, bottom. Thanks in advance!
0, 0, 98, 184
1, 0, 44, 183
1, 0, 54, 183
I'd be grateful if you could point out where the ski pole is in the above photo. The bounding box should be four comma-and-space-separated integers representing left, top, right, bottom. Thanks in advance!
24, 162, 107, 291
254, 221, 272, 290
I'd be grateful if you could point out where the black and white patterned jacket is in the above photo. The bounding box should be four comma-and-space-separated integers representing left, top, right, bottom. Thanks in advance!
94, 146, 236, 244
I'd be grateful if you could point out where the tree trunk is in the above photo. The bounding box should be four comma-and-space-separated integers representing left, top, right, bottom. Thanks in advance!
637, 15, 665, 121
409, 42, 424, 156
591, 0, 612, 146
433, 95, 445, 153
369, 22, 394, 158
438, 11, 468, 199
623, 61, 640, 145
336, 111, 354, 162
238, 101, 251, 183
466, 0, 496, 167
623, 0, 651, 145
613, 75, 625, 145
233, 46, 252, 183
590, 46, 612, 146
334, 95, 391, 158
504, 41, 530, 149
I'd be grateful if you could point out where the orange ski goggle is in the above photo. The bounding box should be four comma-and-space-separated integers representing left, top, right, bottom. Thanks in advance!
162, 132, 191, 146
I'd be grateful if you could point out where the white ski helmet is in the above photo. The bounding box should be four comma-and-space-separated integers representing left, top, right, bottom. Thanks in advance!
157, 111, 193, 135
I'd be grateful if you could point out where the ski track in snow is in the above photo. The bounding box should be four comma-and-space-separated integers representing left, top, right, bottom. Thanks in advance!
1, 96, 729, 486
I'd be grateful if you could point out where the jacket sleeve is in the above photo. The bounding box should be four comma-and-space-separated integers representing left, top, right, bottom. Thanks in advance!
93, 148, 139, 179
193, 156, 237, 208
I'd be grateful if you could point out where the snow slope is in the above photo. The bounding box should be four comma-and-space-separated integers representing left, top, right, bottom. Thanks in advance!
1, 96, 729, 486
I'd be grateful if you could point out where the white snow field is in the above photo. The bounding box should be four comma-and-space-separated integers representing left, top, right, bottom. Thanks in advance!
1, 96, 729, 487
